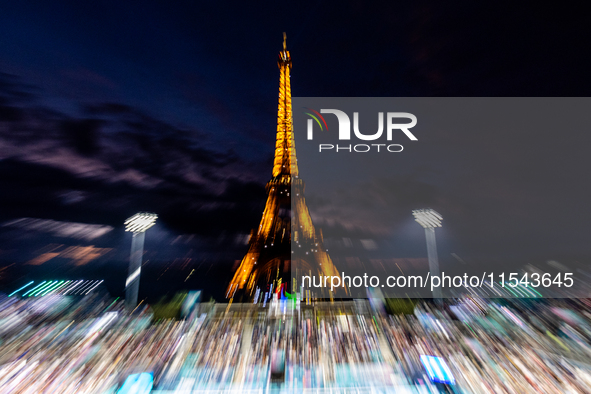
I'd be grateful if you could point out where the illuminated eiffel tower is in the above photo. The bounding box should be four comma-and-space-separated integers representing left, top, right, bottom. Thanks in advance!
227, 33, 340, 300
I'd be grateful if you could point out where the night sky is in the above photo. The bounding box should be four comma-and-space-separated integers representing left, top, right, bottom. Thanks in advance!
1, 1, 590, 300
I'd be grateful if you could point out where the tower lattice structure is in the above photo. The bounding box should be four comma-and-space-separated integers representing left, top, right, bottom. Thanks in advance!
227, 34, 340, 300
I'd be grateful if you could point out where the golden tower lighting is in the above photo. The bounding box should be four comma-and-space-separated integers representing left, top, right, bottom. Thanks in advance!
227, 34, 340, 301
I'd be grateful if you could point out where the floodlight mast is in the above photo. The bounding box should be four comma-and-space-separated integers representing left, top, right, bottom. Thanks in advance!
412, 209, 443, 301
124, 212, 157, 311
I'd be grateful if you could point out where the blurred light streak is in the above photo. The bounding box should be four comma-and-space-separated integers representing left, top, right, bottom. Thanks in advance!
22, 281, 46, 296
31, 281, 54, 297
420, 355, 455, 385
84, 280, 104, 295
126, 268, 141, 287
8, 282, 34, 297
63, 280, 83, 295
2, 218, 113, 240
85, 312, 118, 338
39, 281, 63, 296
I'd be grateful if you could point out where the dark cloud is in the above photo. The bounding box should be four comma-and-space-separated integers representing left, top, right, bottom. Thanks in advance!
62, 118, 102, 156
0, 73, 268, 274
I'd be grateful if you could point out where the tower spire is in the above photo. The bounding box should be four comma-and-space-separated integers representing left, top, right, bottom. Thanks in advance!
273, 32, 295, 178
283, 32, 287, 51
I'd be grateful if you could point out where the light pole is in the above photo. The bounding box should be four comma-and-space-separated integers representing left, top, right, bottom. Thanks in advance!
124, 212, 157, 311
412, 209, 443, 301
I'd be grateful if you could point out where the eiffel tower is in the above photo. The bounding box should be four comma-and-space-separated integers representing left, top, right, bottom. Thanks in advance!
227, 33, 340, 300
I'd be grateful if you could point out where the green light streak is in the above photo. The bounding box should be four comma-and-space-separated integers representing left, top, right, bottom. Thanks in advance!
372, 316, 380, 334
105, 297, 120, 311
31, 281, 54, 296
41, 281, 65, 296
23, 281, 46, 296
50, 280, 71, 295
37, 281, 59, 296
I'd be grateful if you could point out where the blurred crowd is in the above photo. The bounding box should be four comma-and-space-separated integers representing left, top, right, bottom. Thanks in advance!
386, 298, 591, 393
1, 292, 591, 393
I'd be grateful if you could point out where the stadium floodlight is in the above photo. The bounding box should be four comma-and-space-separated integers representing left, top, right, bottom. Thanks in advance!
412, 209, 442, 229
413, 209, 443, 301
125, 212, 157, 233
124, 212, 157, 311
